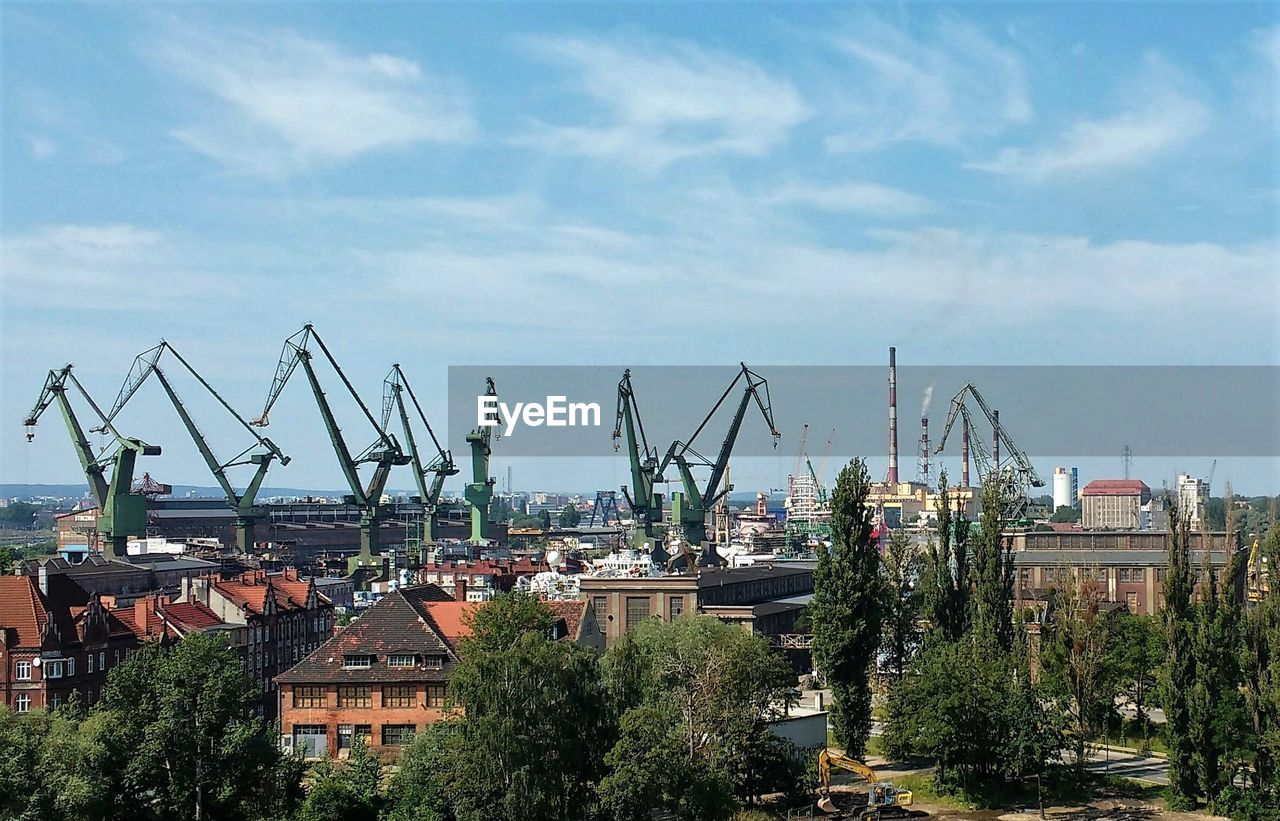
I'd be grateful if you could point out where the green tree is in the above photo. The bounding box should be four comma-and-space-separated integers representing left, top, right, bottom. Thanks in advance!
810, 457, 883, 756
1039, 570, 1117, 783
1107, 613, 1163, 746
970, 479, 1015, 652
921, 472, 970, 642
95, 634, 302, 821
382, 722, 465, 821
557, 504, 580, 528
539, 509, 553, 530
446, 593, 612, 821
1050, 505, 1080, 524
882, 527, 921, 682
298, 740, 382, 821
1189, 549, 1246, 812
1241, 516, 1280, 808
1161, 509, 1200, 806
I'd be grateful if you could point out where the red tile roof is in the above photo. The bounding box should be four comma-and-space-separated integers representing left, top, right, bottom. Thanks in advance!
162, 601, 225, 631
422, 601, 479, 648
545, 600, 588, 642
1082, 479, 1151, 498
0, 576, 48, 648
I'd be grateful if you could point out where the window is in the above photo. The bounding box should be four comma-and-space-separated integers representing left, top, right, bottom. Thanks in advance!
592, 596, 608, 633
624, 597, 651, 632
668, 596, 685, 621
387, 654, 417, 668
15, 661, 31, 681
337, 685, 372, 708
14, 694, 31, 713
45, 660, 65, 679
1118, 568, 1130, 583
67, 658, 75, 677
425, 684, 448, 708
383, 685, 415, 708
99, 652, 105, 671
342, 654, 374, 669
293, 725, 328, 759
293, 686, 327, 709
51, 693, 61, 709
1131, 568, 1145, 582
424, 656, 444, 670
337, 724, 373, 749
88, 654, 95, 674
381, 724, 416, 746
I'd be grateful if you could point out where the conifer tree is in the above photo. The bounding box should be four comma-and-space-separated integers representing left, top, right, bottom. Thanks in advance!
1162, 507, 1200, 805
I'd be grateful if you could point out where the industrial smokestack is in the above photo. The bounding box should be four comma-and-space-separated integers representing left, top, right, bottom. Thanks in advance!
961, 420, 971, 487
919, 416, 930, 486
887, 347, 899, 485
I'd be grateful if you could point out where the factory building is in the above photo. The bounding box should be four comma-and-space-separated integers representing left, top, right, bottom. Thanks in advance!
1080, 479, 1151, 529
1177, 473, 1210, 529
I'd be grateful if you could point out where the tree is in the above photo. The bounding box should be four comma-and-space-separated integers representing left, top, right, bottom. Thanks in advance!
1107, 613, 1163, 746
557, 504, 580, 528
1189, 548, 1246, 812
921, 472, 970, 642
382, 722, 465, 821
1039, 570, 1117, 783
1003, 669, 1064, 819
539, 509, 553, 530
298, 740, 382, 821
1241, 516, 1280, 809
810, 457, 883, 756
1161, 508, 1200, 806
970, 479, 1015, 653
882, 527, 921, 682
1051, 505, 1080, 524
446, 593, 612, 821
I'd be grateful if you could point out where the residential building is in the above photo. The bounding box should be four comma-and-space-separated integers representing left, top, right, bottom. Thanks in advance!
276, 586, 601, 758
579, 563, 813, 648
0, 571, 140, 713
1177, 473, 1210, 529
1080, 480, 1151, 529
177, 569, 335, 718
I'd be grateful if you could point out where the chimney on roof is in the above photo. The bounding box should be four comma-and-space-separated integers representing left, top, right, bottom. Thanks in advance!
454, 578, 467, 602
134, 596, 158, 635
887, 347, 899, 486
37, 562, 49, 596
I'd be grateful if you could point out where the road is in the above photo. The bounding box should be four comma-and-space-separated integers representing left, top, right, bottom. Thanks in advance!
1081, 745, 1170, 785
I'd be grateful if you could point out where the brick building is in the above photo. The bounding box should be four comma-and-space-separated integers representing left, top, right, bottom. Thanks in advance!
579, 563, 814, 648
177, 569, 335, 717
0, 571, 140, 713
1080, 480, 1151, 529
277, 586, 601, 758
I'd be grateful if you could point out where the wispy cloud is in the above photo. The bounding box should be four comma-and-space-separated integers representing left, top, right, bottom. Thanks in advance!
762, 181, 933, 216
823, 13, 1031, 152
968, 54, 1208, 181
515, 32, 809, 169
147, 23, 474, 176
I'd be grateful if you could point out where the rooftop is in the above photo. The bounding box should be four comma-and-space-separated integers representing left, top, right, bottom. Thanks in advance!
1081, 479, 1152, 498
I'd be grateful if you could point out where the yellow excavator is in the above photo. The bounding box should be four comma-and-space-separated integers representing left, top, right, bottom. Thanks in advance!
817, 749, 914, 818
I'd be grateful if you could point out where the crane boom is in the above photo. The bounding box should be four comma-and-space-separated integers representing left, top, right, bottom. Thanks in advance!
382, 364, 457, 545
611, 369, 663, 546
24, 365, 159, 560
253, 325, 409, 576
101, 341, 290, 551
464, 377, 498, 543
934, 382, 1043, 520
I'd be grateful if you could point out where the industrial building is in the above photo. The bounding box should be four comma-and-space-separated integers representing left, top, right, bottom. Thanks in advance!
1080, 479, 1152, 529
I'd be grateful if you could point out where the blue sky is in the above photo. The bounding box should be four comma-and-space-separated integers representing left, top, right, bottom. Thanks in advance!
2, 2, 1278, 496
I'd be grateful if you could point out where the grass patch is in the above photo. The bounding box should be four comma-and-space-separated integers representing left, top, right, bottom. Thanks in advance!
887, 768, 1161, 812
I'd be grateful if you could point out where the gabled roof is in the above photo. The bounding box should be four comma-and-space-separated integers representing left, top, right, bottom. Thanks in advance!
544, 600, 589, 642
276, 586, 457, 685
421, 601, 478, 649
0, 576, 49, 648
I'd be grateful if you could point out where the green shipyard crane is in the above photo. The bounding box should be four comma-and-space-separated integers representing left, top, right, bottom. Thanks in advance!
464, 377, 498, 544
658, 363, 780, 562
934, 382, 1044, 520
381, 364, 457, 550
611, 369, 665, 549
24, 365, 160, 560
253, 325, 409, 576
101, 341, 290, 552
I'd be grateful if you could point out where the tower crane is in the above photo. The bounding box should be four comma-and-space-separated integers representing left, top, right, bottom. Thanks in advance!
24, 365, 160, 560
382, 364, 457, 549
611, 369, 664, 548
464, 377, 498, 544
252, 325, 409, 576
657, 363, 780, 563
934, 382, 1044, 520
100, 341, 290, 552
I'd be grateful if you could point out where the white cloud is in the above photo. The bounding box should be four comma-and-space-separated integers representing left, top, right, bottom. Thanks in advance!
148, 24, 474, 176
763, 181, 933, 216
823, 13, 1031, 152
515, 32, 809, 169
968, 54, 1208, 181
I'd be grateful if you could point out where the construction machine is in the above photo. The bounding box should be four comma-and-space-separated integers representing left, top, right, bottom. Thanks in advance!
934, 382, 1043, 521
817, 749, 914, 818
611, 369, 664, 550
382, 364, 457, 553
464, 377, 498, 544
24, 365, 160, 560
253, 325, 410, 580
656, 363, 779, 566
101, 341, 290, 552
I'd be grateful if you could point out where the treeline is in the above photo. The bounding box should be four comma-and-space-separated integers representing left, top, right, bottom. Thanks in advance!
809, 460, 1280, 820
0, 596, 810, 821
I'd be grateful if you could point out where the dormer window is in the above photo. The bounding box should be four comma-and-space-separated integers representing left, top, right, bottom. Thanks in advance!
424, 656, 444, 670
342, 654, 374, 669
387, 654, 417, 668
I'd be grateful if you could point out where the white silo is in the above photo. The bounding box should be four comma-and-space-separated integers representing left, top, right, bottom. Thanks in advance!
1052, 467, 1072, 511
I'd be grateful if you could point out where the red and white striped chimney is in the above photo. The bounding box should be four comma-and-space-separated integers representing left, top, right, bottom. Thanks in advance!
887, 347, 899, 485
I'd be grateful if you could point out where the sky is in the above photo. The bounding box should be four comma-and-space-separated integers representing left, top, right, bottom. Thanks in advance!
2, 2, 1278, 498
